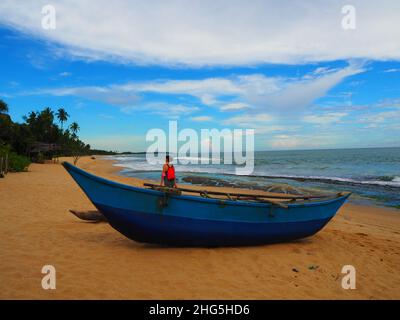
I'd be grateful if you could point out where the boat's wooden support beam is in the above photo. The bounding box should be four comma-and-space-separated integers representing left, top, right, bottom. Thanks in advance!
144, 183, 291, 208
236, 196, 289, 209
143, 183, 331, 200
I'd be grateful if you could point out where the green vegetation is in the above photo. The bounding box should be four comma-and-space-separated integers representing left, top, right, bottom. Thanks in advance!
0, 99, 117, 174
8, 151, 31, 172
0, 144, 30, 173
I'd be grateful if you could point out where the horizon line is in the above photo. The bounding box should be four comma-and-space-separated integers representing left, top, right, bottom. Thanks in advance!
104, 145, 400, 154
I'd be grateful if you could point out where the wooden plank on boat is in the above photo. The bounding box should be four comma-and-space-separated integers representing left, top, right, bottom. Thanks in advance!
143, 182, 330, 200
236, 196, 289, 209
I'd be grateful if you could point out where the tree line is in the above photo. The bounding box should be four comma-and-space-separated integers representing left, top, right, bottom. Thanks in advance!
0, 99, 116, 173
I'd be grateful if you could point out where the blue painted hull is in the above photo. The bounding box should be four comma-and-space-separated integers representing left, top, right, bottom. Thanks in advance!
63, 162, 350, 246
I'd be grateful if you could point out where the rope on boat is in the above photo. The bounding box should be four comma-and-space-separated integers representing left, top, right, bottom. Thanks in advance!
200, 191, 209, 198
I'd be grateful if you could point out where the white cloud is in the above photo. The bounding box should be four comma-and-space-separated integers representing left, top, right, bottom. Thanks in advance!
121, 102, 199, 119
127, 78, 241, 96
358, 110, 400, 125
30, 64, 364, 115
302, 112, 348, 124
120, 78, 242, 108
252, 64, 364, 112
376, 98, 400, 109
59, 71, 71, 77
98, 113, 114, 119
0, 0, 399, 66
37, 85, 140, 106
220, 102, 250, 111
190, 116, 213, 122
269, 133, 340, 149
0, 92, 12, 98
223, 114, 273, 126
200, 94, 218, 106
313, 67, 334, 75
383, 68, 400, 73
270, 135, 303, 149
41, 83, 199, 118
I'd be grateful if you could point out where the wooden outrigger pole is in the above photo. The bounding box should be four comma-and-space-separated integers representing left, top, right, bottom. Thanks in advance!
143, 183, 346, 209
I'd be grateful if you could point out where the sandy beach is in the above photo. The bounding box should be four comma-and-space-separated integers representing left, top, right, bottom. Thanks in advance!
1, 156, 399, 299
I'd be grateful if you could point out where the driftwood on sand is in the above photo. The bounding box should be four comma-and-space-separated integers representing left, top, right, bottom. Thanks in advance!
69, 209, 107, 222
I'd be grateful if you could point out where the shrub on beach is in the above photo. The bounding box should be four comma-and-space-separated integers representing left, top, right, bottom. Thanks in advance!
0, 144, 30, 173
8, 152, 30, 172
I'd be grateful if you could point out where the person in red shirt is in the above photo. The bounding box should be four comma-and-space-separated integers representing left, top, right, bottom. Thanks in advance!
160, 155, 177, 188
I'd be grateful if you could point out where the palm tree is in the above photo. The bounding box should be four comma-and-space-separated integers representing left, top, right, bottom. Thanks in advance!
69, 122, 80, 136
0, 99, 9, 114
56, 108, 69, 130
40, 107, 54, 124
24, 111, 37, 125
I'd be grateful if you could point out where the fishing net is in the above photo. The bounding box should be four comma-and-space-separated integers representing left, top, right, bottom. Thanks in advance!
264, 184, 310, 195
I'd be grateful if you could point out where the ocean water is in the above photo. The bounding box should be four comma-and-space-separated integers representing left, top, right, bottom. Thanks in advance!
108, 147, 400, 208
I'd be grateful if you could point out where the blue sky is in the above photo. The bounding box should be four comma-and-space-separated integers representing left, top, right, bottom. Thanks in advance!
1, 1, 399, 151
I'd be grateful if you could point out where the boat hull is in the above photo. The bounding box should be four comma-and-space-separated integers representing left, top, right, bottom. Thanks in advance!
95, 202, 333, 246
63, 162, 350, 246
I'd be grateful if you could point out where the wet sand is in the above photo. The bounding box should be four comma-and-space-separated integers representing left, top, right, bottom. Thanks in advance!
0, 156, 399, 299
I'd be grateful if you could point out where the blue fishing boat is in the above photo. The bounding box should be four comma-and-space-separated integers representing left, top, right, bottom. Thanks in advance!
62, 161, 350, 246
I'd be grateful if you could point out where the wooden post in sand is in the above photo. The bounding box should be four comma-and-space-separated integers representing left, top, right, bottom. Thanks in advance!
5, 152, 8, 174
0, 153, 9, 176
0, 156, 3, 177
